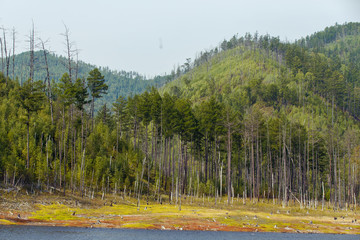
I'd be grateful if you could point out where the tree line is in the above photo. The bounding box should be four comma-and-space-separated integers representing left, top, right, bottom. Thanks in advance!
0, 67, 359, 210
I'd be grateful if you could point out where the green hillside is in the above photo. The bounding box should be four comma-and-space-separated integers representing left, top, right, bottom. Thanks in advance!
1, 51, 168, 110
161, 22, 360, 206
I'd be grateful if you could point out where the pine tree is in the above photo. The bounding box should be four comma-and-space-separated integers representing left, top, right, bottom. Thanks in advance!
87, 68, 108, 127
17, 79, 45, 169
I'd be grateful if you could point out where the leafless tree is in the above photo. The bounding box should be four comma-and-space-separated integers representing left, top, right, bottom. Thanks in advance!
2, 27, 10, 80
61, 24, 76, 82
26, 22, 36, 81
39, 38, 54, 124
12, 27, 16, 80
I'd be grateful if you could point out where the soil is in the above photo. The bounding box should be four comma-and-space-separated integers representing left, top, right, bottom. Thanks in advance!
0, 189, 359, 234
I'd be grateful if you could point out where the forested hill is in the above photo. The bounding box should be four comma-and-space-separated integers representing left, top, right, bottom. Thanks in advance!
4, 51, 168, 110
0, 22, 359, 210
164, 22, 360, 119
160, 22, 360, 206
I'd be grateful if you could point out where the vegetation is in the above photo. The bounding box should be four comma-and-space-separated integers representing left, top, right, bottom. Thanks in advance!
2, 50, 168, 111
0, 22, 360, 220
0, 192, 358, 234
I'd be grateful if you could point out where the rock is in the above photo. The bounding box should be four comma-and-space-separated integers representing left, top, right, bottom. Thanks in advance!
161, 226, 165, 230
179, 227, 183, 231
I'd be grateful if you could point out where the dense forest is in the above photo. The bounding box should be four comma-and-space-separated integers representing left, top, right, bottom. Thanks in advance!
0, 22, 359, 211
1, 48, 168, 112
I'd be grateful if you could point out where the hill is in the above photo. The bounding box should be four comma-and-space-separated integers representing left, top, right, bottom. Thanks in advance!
1, 51, 168, 110
161, 22, 360, 207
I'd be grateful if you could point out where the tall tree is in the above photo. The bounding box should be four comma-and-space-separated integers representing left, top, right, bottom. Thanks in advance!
87, 68, 108, 127
17, 79, 45, 169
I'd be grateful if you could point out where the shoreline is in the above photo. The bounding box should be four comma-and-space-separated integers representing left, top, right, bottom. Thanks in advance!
0, 191, 359, 234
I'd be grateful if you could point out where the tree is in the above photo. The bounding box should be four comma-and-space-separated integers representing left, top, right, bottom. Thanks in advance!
17, 79, 45, 169
113, 95, 127, 152
87, 68, 108, 127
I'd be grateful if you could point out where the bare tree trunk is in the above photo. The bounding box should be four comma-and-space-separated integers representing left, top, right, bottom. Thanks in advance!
256, 130, 260, 201
283, 126, 287, 207
62, 24, 73, 82
0, 37, 3, 73
26, 114, 30, 169
62, 106, 66, 196
227, 116, 232, 205
29, 23, 35, 81
12, 27, 15, 80
40, 39, 54, 124
2, 27, 9, 79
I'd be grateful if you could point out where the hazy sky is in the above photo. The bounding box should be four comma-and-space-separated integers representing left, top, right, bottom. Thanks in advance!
1, 0, 359, 77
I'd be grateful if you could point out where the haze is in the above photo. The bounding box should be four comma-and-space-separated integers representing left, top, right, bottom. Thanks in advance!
1, 0, 359, 77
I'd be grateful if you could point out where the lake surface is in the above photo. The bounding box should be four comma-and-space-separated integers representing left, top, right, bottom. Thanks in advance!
0, 225, 358, 240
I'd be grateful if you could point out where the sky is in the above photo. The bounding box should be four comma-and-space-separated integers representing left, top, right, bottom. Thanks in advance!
0, 0, 359, 77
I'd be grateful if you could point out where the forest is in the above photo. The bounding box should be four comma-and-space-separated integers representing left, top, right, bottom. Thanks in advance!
0, 22, 360, 211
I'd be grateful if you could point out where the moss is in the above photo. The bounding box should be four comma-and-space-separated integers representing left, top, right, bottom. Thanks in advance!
30, 204, 78, 221
122, 223, 154, 229
0, 219, 16, 225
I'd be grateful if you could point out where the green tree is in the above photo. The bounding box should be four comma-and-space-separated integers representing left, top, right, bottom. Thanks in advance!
17, 79, 45, 169
87, 68, 108, 125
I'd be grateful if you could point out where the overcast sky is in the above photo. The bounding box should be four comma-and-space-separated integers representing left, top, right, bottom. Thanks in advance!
1, 0, 359, 77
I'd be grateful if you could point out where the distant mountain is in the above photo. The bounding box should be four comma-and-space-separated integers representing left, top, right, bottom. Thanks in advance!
2, 51, 169, 110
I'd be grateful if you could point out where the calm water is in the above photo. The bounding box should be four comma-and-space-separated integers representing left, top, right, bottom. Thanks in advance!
0, 225, 358, 240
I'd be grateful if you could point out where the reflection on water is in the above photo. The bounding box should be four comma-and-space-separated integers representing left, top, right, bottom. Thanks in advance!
0, 225, 358, 240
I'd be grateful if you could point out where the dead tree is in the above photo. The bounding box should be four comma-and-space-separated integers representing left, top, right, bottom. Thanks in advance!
0, 36, 3, 73
12, 27, 16, 80
39, 38, 54, 124
61, 24, 75, 82
2, 27, 10, 79
28, 22, 35, 81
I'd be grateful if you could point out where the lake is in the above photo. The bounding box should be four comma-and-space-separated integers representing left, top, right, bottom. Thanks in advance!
0, 225, 358, 240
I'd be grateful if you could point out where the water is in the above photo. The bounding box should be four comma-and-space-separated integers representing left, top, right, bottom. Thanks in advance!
0, 225, 358, 240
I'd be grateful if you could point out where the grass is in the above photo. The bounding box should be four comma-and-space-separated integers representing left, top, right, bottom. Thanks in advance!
0, 192, 359, 234
0, 219, 16, 225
